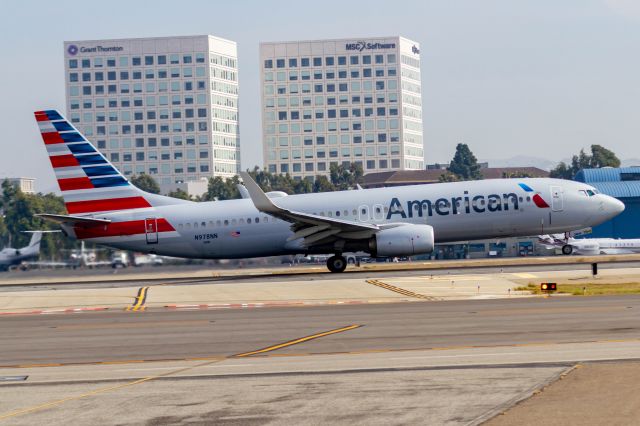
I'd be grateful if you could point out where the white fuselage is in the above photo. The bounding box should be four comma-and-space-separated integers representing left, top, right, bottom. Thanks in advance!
569, 238, 640, 255
64, 178, 624, 259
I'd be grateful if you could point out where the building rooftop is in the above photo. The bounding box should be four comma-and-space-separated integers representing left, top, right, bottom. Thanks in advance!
363, 167, 549, 188
575, 167, 640, 198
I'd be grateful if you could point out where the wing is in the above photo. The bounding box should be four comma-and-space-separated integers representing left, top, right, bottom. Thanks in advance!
239, 172, 379, 247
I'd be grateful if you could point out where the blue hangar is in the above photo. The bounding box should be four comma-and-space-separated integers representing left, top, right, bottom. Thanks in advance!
574, 167, 640, 238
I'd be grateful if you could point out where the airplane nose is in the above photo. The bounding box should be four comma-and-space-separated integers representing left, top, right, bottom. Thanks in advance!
604, 196, 625, 217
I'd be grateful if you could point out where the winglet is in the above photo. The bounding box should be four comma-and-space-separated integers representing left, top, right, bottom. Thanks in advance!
236, 183, 250, 199
238, 172, 280, 214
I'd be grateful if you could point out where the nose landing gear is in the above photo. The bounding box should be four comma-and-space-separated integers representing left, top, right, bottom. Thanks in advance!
327, 255, 347, 273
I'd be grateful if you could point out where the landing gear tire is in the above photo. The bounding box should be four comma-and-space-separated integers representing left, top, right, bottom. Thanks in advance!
327, 255, 347, 273
562, 245, 573, 255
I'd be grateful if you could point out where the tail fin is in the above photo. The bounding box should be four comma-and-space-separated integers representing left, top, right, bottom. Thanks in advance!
27, 231, 43, 248
34, 110, 187, 215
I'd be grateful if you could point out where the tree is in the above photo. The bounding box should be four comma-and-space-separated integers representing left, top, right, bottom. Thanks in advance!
0, 181, 75, 259
313, 175, 335, 193
167, 188, 192, 200
130, 174, 161, 194
293, 177, 313, 194
329, 162, 364, 190
438, 172, 460, 183
590, 145, 620, 168
549, 162, 572, 179
447, 143, 483, 180
203, 176, 240, 201
550, 145, 621, 179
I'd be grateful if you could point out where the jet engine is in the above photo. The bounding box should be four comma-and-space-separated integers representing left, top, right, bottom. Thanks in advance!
369, 224, 435, 257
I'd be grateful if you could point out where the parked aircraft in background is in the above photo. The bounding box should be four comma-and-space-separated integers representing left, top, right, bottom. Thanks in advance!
0, 232, 45, 271
33, 110, 625, 272
539, 234, 640, 255
64, 241, 111, 268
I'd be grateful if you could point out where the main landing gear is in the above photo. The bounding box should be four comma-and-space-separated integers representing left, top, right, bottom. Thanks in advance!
562, 244, 573, 255
327, 255, 347, 273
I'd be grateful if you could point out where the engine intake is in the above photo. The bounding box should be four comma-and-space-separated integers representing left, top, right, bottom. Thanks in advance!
369, 224, 435, 257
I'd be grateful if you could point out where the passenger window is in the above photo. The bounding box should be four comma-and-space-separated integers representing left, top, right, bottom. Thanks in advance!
216, 220, 221, 226
344, 210, 348, 216
240, 218, 245, 224
186, 223, 191, 229
201, 222, 206, 228
194, 222, 198, 228
224, 220, 229, 226
232, 219, 237, 225
336, 211, 340, 217
247, 218, 252, 224
255, 217, 260, 223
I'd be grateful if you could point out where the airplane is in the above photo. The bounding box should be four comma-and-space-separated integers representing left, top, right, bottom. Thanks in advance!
64, 241, 111, 268
33, 109, 625, 273
0, 231, 45, 271
539, 234, 640, 255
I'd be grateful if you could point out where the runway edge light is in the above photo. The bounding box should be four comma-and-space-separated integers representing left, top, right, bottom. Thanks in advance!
540, 283, 557, 292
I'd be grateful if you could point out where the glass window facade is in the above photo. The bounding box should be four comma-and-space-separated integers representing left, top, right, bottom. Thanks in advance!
261, 37, 423, 179
64, 36, 240, 194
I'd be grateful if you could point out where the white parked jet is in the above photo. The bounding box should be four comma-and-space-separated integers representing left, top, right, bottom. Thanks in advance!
0, 232, 44, 271
33, 110, 625, 272
539, 234, 640, 255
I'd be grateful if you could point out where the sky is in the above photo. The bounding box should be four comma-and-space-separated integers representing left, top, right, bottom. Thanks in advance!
1, 0, 639, 192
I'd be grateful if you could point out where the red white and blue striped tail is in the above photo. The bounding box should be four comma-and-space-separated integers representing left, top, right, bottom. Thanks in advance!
34, 109, 157, 215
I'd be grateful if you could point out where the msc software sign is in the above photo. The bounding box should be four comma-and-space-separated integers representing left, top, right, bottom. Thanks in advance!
67, 44, 124, 56
345, 41, 396, 52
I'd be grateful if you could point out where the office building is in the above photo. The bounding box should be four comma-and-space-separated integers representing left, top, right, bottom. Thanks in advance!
2, 177, 36, 194
63, 35, 240, 195
260, 36, 424, 179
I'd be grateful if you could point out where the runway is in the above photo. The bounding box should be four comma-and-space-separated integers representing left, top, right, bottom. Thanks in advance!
2, 267, 640, 424
2, 295, 640, 367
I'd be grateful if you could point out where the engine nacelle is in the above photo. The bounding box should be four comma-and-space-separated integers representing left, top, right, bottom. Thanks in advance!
369, 224, 435, 257
571, 241, 600, 255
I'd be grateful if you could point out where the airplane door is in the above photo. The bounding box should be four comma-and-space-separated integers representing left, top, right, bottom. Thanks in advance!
551, 186, 564, 212
145, 218, 158, 244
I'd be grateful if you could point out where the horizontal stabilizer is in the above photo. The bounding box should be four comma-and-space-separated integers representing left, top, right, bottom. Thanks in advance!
36, 213, 111, 226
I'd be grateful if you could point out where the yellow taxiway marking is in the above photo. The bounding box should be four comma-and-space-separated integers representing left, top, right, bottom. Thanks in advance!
233, 324, 362, 358
125, 286, 149, 312
512, 273, 538, 279
0, 325, 362, 420
365, 279, 439, 300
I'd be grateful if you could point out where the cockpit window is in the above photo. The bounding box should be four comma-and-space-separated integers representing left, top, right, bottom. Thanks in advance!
579, 190, 588, 196
586, 190, 595, 196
